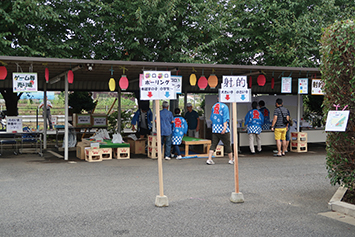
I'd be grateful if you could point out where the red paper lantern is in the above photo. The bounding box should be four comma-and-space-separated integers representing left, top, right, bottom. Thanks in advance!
249, 76, 252, 88
257, 74, 266, 86
119, 75, 129, 90
0, 66, 7, 80
45, 68, 49, 82
67, 70, 74, 84
198, 76, 208, 90
271, 77, 275, 89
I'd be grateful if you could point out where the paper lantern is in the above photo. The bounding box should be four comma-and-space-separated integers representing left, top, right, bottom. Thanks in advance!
249, 76, 252, 88
45, 68, 49, 82
119, 75, 129, 90
198, 75, 208, 90
0, 66, 7, 80
190, 73, 197, 86
208, 74, 218, 89
271, 77, 275, 89
109, 78, 116, 91
67, 70, 74, 84
257, 74, 266, 86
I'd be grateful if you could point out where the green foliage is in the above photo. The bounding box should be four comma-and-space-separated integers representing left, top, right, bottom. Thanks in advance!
68, 91, 96, 114
107, 109, 134, 135
303, 95, 325, 127
320, 19, 355, 190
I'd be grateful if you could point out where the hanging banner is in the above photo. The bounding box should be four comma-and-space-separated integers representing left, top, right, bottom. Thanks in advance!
281, 77, 292, 93
311, 79, 325, 95
171, 75, 182, 94
298, 78, 308, 94
13, 72, 38, 92
325, 110, 350, 132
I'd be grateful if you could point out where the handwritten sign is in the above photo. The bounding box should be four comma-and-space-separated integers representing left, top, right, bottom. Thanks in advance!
311, 79, 325, 95
92, 116, 107, 127
77, 115, 91, 125
281, 77, 292, 93
13, 73, 38, 92
6, 116, 23, 133
298, 78, 308, 94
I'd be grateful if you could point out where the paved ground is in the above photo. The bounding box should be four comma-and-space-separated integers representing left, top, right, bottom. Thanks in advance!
1, 143, 355, 237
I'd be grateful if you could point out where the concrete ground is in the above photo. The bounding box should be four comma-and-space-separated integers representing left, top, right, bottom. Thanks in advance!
1, 143, 355, 237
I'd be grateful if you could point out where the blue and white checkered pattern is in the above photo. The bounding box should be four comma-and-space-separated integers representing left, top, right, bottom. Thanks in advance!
261, 123, 270, 130
247, 125, 262, 134
172, 136, 183, 145
212, 124, 230, 133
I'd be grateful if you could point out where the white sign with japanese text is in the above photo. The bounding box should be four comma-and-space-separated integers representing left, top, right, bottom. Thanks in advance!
171, 75, 182, 94
222, 76, 247, 89
281, 77, 292, 93
141, 71, 176, 100
219, 89, 251, 103
6, 116, 23, 133
13, 72, 38, 92
140, 86, 176, 100
298, 78, 308, 94
311, 79, 325, 95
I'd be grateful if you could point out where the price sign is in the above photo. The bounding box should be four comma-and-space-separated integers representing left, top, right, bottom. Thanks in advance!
311, 79, 325, 95
298, 78, 308, 94
77, 115, 91, 125
92, 116, 107, 127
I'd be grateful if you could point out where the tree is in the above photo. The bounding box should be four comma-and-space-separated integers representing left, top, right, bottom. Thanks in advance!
0, 89, 22, 116
320, 19, 355, 190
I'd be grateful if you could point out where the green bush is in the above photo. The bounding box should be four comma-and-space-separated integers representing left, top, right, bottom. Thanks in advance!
320, 20, 355, 190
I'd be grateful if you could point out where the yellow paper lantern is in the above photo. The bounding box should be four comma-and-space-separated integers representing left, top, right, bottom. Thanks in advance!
190, 73, 197, 86
109, 78, 116, 91
208, 74, 218, 89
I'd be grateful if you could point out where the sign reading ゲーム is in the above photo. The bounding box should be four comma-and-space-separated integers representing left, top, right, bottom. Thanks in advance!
140, 71, 176, 100
13, 73, 38, 92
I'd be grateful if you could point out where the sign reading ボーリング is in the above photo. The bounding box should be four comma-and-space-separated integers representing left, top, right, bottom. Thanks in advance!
140, 71, 176, 100
13, 73, 38, 92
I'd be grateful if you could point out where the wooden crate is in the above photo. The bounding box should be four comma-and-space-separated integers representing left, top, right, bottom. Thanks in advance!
148, 135, 158, 148
148, 147, 158, 159
291, 141, 307, 153
101, 148, 112, 160
291, 132, 307, 142
85, 148, 103, 162
213, 145, 224, 157
114, 148, 130, 159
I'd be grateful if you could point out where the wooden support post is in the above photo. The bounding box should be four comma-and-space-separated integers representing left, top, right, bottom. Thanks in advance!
155, 100, 164, 197
233, 102, 239, 193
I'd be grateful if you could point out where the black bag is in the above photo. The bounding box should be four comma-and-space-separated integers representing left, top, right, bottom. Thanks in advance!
278, 107, 289, 125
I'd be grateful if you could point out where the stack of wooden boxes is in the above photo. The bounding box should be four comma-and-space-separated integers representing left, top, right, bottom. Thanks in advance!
290, 132, 307, 152
147, 135, 159, 159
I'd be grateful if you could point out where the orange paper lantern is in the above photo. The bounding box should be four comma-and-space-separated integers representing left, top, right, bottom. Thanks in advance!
208, 74, 218, 89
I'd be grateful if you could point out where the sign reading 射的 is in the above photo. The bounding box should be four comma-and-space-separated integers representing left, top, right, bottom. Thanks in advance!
13, 73, 38, 92
140, 71, 176, 100
219, 76, 250, 103
311, 79, 325, 95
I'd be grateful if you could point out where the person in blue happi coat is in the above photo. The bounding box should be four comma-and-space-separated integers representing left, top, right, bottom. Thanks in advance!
258, 100, 271, 130
245, 101, 264, 154
171, 108, 188, 160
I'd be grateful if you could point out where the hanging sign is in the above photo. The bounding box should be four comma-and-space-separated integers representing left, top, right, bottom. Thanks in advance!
140, 71, 176, 100
281, 77, 292, 93
222, 75, 247, 89
13, 72, 38, 92
311, 79, 325, 95
171, 75, 182, 94
6, 116, 23, 133
298, 78, 308, 94
325, 110, 350, 132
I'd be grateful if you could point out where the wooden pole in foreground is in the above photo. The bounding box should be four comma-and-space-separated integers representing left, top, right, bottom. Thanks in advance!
233, 102, 239, 193
155, 100, 164, 196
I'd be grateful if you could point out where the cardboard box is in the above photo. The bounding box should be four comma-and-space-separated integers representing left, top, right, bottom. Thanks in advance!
76, 142, 89, 160
126, 138, 147, 154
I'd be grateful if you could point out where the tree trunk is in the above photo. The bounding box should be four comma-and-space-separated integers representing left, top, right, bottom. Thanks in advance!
0, 89, 22, 116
